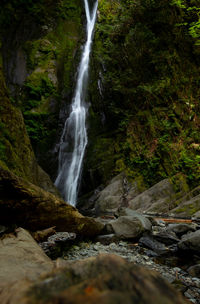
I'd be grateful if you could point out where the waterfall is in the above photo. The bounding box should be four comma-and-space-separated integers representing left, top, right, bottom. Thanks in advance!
55, 0, 98, 206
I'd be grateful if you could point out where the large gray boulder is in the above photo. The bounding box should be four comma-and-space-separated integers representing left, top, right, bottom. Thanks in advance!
178, 230, 200, 252
94, 174, 124, 215
166, 223, 196, 237
129, 178, 177, 213
107, 213, 152, 239
94, 174, 143, 216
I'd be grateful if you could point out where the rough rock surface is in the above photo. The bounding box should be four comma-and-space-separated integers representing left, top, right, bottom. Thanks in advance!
170, 186, 200, 218
178, 230, 200, 252
129, 178, 177, 213
94, 174, 125, 215
188, 265, 200, 278
0, 70, 58, 196
0, 228, 54, 304
106, 214, 152, 239
92, 174, 200, 218
40, 232, 76, 258
25, 254, 188, 304
94, 174, 142, 216
167, 223, 197, 237
0, 167, 104, 236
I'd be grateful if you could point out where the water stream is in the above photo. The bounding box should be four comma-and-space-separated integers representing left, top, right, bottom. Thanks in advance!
55, 0, 98, 206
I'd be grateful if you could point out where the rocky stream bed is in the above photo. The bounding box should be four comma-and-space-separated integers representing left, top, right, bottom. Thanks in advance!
38, 215, 200, 304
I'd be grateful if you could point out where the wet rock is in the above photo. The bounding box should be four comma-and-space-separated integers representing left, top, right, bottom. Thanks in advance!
139, 234, 170, 255
187, 265, 200, 278
107, 214, 152, 239
153, 231, 180, 245
0, 168, 104, 236
178, 230, 200, 252
25, 254, 188, 304
167, 223, 197, 237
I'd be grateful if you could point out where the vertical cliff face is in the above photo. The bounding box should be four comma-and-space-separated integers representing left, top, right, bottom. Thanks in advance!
82, 0, 200, 194
0, 0, 84, 182
0, 58, 59, 194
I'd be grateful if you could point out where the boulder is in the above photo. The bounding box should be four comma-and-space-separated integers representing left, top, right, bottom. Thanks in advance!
178, 230, 200, 252
106, 213, 152, 239
0, 167, 104, 236
166, 223, 196, 237
23, 254, 188, 304
139, 234, 170, 255
0, 228, 54, 304
95, 234, 121, 245
94, 173, 143, 216
187, 264, 200, 278
153, 231, 180, 245
94, 174, 124, 215
32, 227, 56, 242
129, 178, 177, 213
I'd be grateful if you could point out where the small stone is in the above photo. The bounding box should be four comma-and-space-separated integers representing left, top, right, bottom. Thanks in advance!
73, 246, 80, 250
189, 299, 197, 304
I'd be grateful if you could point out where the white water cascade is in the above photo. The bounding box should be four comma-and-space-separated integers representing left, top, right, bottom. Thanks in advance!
55, 0, 98, 206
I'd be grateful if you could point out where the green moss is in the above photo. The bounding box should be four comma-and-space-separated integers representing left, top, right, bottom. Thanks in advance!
88, 0, 200, 189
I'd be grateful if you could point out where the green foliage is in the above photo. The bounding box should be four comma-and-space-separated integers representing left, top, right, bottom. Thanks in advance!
89, 0, 200, 188
24, 112, 57, 151
172, 0, 200, 43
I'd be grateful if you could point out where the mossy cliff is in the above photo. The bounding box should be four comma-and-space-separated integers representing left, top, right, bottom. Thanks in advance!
0, 56, 59, 194
0, 0, 83, 179
85, 0, 200, 192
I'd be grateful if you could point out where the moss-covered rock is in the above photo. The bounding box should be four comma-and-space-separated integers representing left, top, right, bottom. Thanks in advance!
0, 0, 83, 179
86, 0, 200, 192
0, 166, 104, 235
0, 61, 58, 194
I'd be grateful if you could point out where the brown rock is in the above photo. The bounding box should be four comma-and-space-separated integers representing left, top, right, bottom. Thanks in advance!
25, 254, 188, 304
32, 226, 56, 242
0, 167, 104, 236
0, 228, 54, 304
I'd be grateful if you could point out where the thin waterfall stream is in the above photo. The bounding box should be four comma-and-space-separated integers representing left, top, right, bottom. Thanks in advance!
55, 0, 98, 206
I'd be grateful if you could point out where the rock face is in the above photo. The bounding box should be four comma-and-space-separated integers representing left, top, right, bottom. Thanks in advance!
0, 228, 54, 304
92, 174, 143, 216
129, 178, 177, 213
106, 213, 152, 239
91, 173, 200, 218
24, 254, 188, 304
94, 174, 125, 215
0, 65, 59, 196
0, 167, 104, 236
170, 186, 200, 218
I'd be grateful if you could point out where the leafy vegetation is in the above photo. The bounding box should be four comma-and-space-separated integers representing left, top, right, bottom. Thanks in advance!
88, 0, 200, 188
